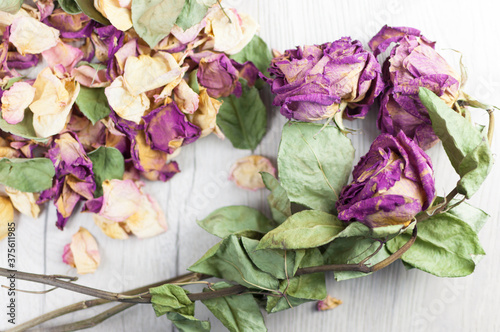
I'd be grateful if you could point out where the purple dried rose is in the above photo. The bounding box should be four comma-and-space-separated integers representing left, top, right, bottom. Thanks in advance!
265, 37, 383, 121
369, 25, 461, 150
191, 51, 242, 98
336, 131, 436, 228
143, 102, 201, 154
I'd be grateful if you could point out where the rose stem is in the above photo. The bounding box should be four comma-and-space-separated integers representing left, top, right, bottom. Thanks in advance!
5, 272, 205, 332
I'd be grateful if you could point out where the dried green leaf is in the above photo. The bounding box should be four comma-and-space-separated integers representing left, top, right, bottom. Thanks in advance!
75, 87, 111, 125
0, 0, 23, 14
0, 110, 48, 143
419, 87, 493, 198
132, 0, 186, 48
201, 282, 266, 332
75, 0, 110, 25
261, 172, 291, 224
217, 82, 267, 150
149, 284, 194, 317
88, 147, 125, 197
59, 0, 82, 14
0, 158, 55, 193
166, 312, 210, 332
257, 210, 345, 250
278, 121, 354, 212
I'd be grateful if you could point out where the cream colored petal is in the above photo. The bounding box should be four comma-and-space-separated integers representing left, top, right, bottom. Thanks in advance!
94, 214, 130, 239
29, 68, 80, 138
173, 80, 199, 114
99, 179, 143, 221
69, 227, 100, 274
187, 87, 223, 138
123, 53, 184, 96
0, 197, 14, 241
9, 16, 59, 55
1, 82, 36, 124
104, 76, 150, 124
225, 12, 259, 55
125, 194, 167, 238
5, 187, 40, 219
94, 0, 132, 31
229, 155, 276, 191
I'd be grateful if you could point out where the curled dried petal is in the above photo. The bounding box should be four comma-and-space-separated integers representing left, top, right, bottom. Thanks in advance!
229, 155, 276, 191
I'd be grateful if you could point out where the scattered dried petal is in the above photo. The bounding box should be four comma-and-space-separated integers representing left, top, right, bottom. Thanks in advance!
317, 295, 343, 311
229, 155, 276, 191
1, 81, 36, 124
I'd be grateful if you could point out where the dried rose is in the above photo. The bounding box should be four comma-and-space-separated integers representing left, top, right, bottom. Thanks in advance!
369, 25, 461, 150
62, 227, 100, 274
229, 155, 276, 191
336, 131, 436, 228
266, 37, 383, 121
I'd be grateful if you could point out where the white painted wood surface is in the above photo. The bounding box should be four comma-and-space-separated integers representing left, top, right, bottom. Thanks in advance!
1, 0, 500, 331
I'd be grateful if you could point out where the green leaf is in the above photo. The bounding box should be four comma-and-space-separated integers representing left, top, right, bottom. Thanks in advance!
197, 206, 274, 239
241, 237, 300, 280
266, 248, 326, 313
261, 172, 291, 224
0, 110, 48, 143
217, 83, 267, 150
432, 197, 489, 233
132, 0, 186, 48
149, 284, 194, 317
201, 282, 266, 332
0, 158, 55, 193
419, 87, 493, 198
278, 121, 355, 212
257, 210, 345, 250
88, 147, 125, 197
323, 237, 391, 281
175, 0, 215, 30
2, 77, 23, 90
188, 69, 199, 94
230, 35, 273, 78
189, 235, 279, 290
75, 87, 111, 125
0, 0, 23, 14
59, 0, 82, 14
75, 0, 111, 25
166, 312, 210, 332
386, 213, 485, 277
336, 221, 408, 240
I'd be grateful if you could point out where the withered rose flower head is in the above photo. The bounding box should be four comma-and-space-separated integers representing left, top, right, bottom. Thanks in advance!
336, 131, 436, 228
369, 25, 461, 150
265, 37, 383, 121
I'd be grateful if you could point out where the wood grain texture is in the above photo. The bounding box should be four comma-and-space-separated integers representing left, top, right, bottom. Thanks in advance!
1, 0, 499, 331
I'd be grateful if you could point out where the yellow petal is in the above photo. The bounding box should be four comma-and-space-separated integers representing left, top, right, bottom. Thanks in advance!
229, 155, 276, 191
187, 87, 223, 138
94, 0, 132, 31
94, 214, 130, 239
29, 68, 80, 138
125, 195, 167, 238
69, 227, 100, 274
104, 76, 150, 124
5, 187, 40, 219
0, 197, 14, 241
9, 16, 59, 55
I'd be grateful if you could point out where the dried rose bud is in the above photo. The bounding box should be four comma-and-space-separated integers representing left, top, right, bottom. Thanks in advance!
62, 227, 100, 274
336, 132, 436, 228
369, 25, 461, 150
265, 37, 383, 121
317, 295, 343, 311
229, 155, 276, 191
